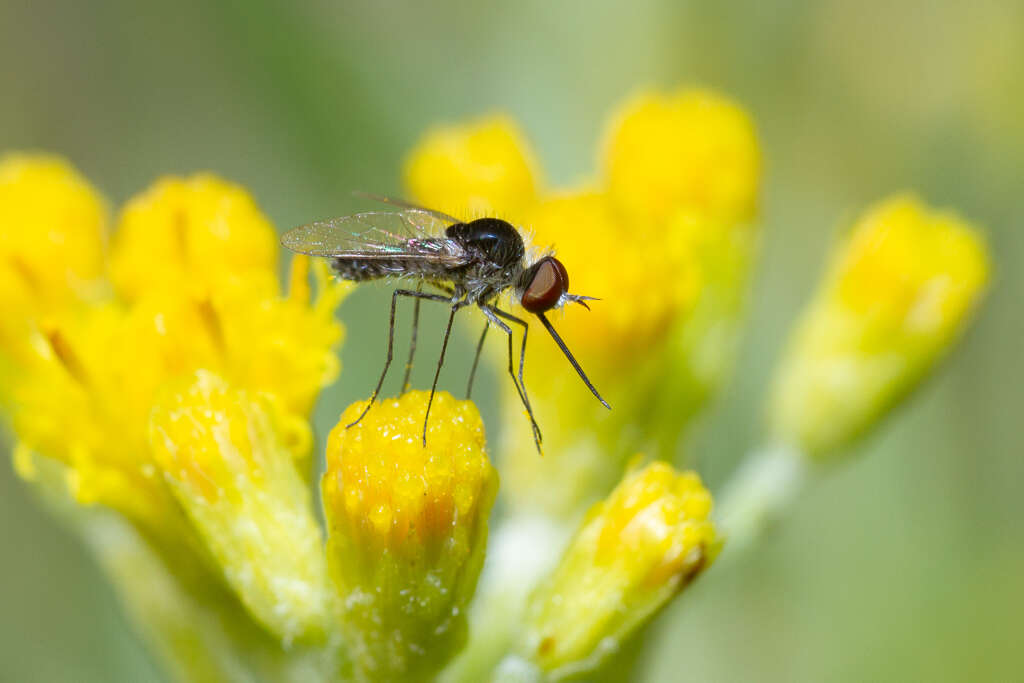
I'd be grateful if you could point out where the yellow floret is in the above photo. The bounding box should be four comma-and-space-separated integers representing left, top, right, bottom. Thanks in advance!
520, 462, 719, 679
323, 391, 497, 681
5, 304, 186, 538
404, 115, 540, 220
769, 195, 990, 456
121, 259, 349, 422
149, 370, 333, 644
0, 154, 108, 356
602, 88, 760, 225
110, 174, 278, 300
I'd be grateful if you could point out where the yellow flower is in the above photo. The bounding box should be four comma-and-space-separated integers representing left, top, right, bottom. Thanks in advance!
603, 89, 760, 226
515, 462, 719, 680
0, 154, 108, 357
769, 195, 990, 456
322, 391, 498, 682
149, 370, 333, 644
110, 174, 278, 300
404, 115, 540, 220
403, 89, 760, 517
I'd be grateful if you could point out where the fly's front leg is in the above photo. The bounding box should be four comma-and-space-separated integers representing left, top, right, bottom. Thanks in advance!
482, 306, 542, 451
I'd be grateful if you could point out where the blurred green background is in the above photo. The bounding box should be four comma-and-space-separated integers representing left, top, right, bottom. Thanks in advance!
1, 1, 1021, 680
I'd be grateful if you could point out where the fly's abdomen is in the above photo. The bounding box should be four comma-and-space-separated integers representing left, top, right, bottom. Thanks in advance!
331, 257, 446, 282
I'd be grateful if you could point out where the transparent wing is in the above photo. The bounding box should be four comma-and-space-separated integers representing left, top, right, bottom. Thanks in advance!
281, 209, 468, 264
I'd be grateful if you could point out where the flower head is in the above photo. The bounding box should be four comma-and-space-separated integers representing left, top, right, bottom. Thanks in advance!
603, 89, 760, 225
515, 462, 719, 679
110, 174, 278, 300
322, 391, 498, 681
769, 195, 990, 456
404, 115, 540, 220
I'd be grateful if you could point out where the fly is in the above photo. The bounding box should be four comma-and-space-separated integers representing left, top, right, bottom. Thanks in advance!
281, 194, 610, 451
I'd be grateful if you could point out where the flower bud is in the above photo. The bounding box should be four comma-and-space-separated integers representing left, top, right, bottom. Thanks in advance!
518, 462, 719, 679
148, 370, 333, 644
322, 391, 497, 681
769, 195, 990, 456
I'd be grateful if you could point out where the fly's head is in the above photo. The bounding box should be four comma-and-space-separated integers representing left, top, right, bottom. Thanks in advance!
517, 255, 610, 410
519, 256, 597, 314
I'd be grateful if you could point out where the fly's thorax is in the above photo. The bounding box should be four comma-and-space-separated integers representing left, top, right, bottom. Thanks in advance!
445, 218, 525, 270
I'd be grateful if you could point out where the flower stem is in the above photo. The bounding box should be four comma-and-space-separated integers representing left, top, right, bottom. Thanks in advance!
716, 444, 809, 558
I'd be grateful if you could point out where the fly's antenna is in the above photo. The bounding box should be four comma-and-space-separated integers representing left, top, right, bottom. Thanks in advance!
537, 312, 611, 409
352, 191, 462, 224
564, 293, 599, 311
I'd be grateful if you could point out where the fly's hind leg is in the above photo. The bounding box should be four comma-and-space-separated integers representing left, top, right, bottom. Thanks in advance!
465, 322, 489, 399
422, 299, 468, 446
401, 285, 422, 393
347, 288, 452, 429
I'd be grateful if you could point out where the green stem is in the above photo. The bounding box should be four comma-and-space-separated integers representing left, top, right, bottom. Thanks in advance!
441, 515, 569, 683
715, 444, 809, 558
492, 656, 544, 683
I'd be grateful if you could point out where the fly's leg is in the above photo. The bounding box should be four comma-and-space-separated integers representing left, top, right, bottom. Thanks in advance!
347, 288, 452, 429
465, 322, 489, 399
482, 306, 542, 451
423, 301, 466, 446
401, 285, 422, 393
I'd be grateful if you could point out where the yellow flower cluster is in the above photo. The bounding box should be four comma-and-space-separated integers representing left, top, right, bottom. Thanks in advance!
0, 155, 351, 674
1, 83, 992, 683
405, 89, 761, 517
1, 159, 347, 539
769, 195, 989, 456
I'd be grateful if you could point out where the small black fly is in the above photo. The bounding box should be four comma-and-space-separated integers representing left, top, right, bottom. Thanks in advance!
281, 194, 610, 451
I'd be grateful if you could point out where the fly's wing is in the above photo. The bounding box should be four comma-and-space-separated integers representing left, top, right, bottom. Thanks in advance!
281, 209, 468, 266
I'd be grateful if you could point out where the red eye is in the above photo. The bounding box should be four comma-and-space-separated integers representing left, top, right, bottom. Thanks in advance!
521, 257, 569, 313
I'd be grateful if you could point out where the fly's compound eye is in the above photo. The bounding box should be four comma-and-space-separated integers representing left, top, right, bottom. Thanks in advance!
521, 256, 569, 313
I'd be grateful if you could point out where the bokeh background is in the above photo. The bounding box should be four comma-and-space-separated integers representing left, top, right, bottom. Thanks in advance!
1, 1, 1022, 680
